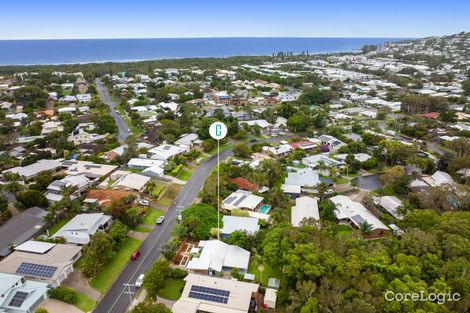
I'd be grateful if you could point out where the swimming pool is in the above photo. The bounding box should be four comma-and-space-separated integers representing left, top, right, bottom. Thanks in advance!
258, 204, 271, 214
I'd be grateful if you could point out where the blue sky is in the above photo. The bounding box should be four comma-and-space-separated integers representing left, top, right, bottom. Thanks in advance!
1, 0, 469, 39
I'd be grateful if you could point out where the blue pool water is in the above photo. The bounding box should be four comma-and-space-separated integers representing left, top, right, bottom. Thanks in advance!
258, 204, 271, 214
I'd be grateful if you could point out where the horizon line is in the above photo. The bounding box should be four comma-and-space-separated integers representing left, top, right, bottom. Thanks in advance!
0, 35, 420, 41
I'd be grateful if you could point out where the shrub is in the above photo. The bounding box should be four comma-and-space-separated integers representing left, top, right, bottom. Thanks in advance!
171, 164, 183, 176
362, 157, 378, 170
171, 268, 188, 279
48, 287, 78, 304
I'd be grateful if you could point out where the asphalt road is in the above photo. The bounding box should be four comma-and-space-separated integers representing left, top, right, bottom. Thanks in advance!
93, 147, 234, 313
95, 79, 131, 143
353, 173, 383, 191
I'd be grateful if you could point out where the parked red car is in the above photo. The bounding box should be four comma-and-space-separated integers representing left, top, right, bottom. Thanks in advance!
131, 250, 141, 261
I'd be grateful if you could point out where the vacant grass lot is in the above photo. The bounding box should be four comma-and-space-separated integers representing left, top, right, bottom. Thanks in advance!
90, 237, 142, 292
142, 208, 163, 225
158, 278, 185, 300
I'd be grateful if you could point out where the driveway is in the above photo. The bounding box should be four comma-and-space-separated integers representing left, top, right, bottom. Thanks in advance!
39, 299, 84, 313
62, 270, 101, 301
95, 79, 130, 143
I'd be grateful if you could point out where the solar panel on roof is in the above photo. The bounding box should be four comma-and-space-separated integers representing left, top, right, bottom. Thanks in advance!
224, 196, 235, 204
189, 285, 230, 304
351, 214, 366, 225
85, 164, 101, 168
233, 194, 247, 206
163, 145, 171, 150
16, 262, 57, 278
8, 291, 28, 307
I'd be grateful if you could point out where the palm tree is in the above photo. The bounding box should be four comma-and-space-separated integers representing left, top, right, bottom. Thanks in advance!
359, 221, 373, 235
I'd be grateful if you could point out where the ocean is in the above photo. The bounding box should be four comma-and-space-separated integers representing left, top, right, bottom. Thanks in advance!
0, 37, 404, 66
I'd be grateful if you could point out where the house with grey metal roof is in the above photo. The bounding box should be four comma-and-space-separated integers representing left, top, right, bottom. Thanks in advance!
52, 213, 112, 245
284, 168, 320, 188
220, 216, 260, 238
0, 207, 47, 257
0, 273, 49, 313
4, 159, 62, 180
45, 174, 90, 202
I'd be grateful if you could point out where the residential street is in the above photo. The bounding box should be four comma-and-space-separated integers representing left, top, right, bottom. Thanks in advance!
95, 79, 130, 143
92, 147, 234, 313
92, 134, 291, 313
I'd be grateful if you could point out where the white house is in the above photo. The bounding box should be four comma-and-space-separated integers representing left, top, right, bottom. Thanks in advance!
220, 216, 260, 238
148, 144, 187, 160
111, 172, 150, 193
0, 241, 82, 286
330, 195, 388, 236
373, 196, 403, 220
239, 119, 272, 133
291, 196, 320, 227
76, 93, 92, 103
127, 158, 166, 177
5, 159, 62, 180
0, 273, 49, 313
222, 190, 264, 211
186, 240, 250, 274
41, 121, 64, 135
61, 160, 118, 179
52, 213, 113, 245
302, 154, 343, 168
284, 168, 320, 188
159, 101, 179, 112
335, 153, 371, 163
172, 274, 259, 313
174, 133, 200, 149
45, 174, 90, 202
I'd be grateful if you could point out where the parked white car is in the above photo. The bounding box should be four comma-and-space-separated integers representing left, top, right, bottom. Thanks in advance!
139, 199, 150, 206
135, 274, 145, 288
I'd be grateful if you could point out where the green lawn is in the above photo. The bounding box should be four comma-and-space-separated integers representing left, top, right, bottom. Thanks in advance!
157, 198, 172, 206
134, 226, 152, 233
158, 278, 185, 300
335, 224, 353, 235
335, 177, 349, 185
151, 185, 166, 199
177, 168, 193, 181
142, 208, 163, 226
247, 258, 282, 287
75, 292, 96, 312
206, 143, 232, 155
90, 237, 142, 292
48, 218, 71, 236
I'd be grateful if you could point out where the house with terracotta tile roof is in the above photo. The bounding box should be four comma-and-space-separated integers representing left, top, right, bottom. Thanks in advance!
230, 177, 256, 192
